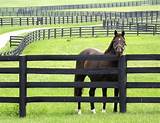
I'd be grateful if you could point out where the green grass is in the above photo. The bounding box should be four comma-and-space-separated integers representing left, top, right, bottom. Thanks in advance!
23, 35, 160, 55
0, 22, 101, 35
0, 35, 160, 122
0, 0, 143, 7
0, 22, 101, 52
61, 5, 160, 12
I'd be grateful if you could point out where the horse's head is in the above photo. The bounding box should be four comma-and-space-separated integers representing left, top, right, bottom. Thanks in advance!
112, 30, 126, 57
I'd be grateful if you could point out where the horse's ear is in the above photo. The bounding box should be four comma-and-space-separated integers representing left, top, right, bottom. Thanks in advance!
114, 30, 118, 36
122, 31, 125, 37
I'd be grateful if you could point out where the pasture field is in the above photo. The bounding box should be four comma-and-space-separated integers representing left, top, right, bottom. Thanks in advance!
0, 0, 160, 123
0, 22, 101, 52
0, 22, 101, 35
61, 5, 160, 12
0, 35, 160, 123
0, 0, 143, 7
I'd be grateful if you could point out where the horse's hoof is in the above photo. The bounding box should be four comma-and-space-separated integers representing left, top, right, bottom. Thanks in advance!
77, 109, 82, 115
91, 109, 96, 114
102, 109, 106, 113
113, 110, 117, 113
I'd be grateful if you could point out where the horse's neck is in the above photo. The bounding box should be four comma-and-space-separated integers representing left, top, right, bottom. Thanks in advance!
104, 41, 116, 55
104, 41, 118, 67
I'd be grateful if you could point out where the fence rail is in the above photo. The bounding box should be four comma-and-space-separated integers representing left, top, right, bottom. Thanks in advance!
0, 54, 159, 117
0, 0, 159, 16
0, 12, 160, 26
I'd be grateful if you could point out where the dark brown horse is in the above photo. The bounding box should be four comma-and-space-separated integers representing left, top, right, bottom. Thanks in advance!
74, 30, 126, 114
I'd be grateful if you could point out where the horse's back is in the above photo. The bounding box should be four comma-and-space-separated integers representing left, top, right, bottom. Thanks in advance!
79, 48, 103, 55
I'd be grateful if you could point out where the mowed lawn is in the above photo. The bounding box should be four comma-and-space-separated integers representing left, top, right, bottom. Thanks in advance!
0, 0, 143, 7
0, 22, 101, 35
61, 5, 160, 12
0, 35, 159, 123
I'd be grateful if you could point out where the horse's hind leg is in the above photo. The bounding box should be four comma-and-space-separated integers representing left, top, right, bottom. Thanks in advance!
113, 88, 119, 112
74, 74, 86, 114
102, 88, 107, 113
89, 88, 96, 114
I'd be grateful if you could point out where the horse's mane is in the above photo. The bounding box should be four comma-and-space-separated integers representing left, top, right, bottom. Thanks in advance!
104, 39, 115, 54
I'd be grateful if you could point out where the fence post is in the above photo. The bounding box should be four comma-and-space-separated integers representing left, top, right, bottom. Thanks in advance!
38, 30, 41, 40
48, 29, 51, 39
19, 56, 27, 117
152, 26, 155, 36
85, 15, 87, 22
137, 23, 139, 36
79, 27, 82, 37
35, 30, 38, 41
32, 17, 34, 25
76, 16, 78, 23
67, 16, 69, 23
49, 17, 52, 25
19, 18, 22, 26
27, 17, 29, 26
71, 16, 74, 23
43, 29, 45, 40
145, 23, 148, 32
62, 16, 64, 24
92, 27, 95, 37
45, 17, 48, 25
119, 55, 127, 113
90, 16, 92, 22
0, 18, 3, 26
54, 28, 57, 38
11, 18, 13, 26
10, 36, 12, 47
54, 17, 56, 24
106, 21, 109, 36
70, 28, 72, 37
154, 24, 157, 35
129, 22, 131, 31
32, 31, 35, 41
61, 28, 64, 37
103, 20, 106, 29
100, 15, 103, 21
95, 15, 97, 22
81, 16, 83, 23
58, 16, 60, 24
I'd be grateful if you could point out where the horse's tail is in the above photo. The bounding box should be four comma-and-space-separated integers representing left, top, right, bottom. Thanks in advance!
74, 60, 86, 97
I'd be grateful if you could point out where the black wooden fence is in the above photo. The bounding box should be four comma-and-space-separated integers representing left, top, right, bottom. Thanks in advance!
10, 36, 24, 47
0, 16, 102, 26
0, 12, 160, 26
0, 54, 159, 117
47, 11, 160, 18
0, 0, 159, 16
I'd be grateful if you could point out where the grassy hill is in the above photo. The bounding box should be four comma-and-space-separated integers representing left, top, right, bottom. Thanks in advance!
0, 0, 143, 7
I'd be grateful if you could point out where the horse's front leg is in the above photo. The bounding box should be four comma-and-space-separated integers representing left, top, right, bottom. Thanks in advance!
74, 74, 85, 115
89, 88, 96, 114
102, 88, 107, 113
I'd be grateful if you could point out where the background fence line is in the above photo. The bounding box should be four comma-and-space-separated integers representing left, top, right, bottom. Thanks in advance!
0, 5, 160, 17
0, 12, 160, 26
0, 54, 159, 117
0, 0, 159, 16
